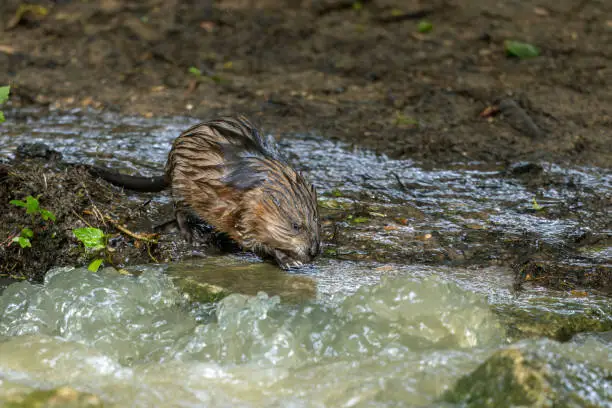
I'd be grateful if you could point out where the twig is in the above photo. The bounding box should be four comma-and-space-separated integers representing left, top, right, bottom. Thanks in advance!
80, 182, 107, 227
92, 206, 107, 226
72, 209, 94, 228
0, 233, 17, 248
103, 214, 159, 244
0, 273, 26, 280
146, 243, 160, 263
390, 171, 408, 192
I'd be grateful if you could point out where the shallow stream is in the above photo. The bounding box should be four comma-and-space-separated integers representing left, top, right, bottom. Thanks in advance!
0, 109, 610, 407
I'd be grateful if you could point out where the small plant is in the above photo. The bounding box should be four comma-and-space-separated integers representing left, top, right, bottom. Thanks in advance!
417, 20, 433, 33
0, 85, 10, 123
10, 195, 56, 221
188, 66, 225, 84
504, 40, 540, 59
12, 228, 33, 248
532, 197, 543, 211
73, 227, 106, 272
188, 66, 202, 78
9, 196, 56, 249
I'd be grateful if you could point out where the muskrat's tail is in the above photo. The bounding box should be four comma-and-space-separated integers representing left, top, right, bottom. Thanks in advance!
88, 166, 168, 192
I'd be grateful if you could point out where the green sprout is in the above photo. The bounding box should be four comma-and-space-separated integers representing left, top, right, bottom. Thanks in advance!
505, 40, 540, 59
12, 228, 33, 248
73, 227, 106, 272
10, 195, 56, 221
188, 67, 225, 84
9, 196, 56, 249
532, 197, 543, 211
0, 85, 10, 123
188, 67, 202, 78
417, 20, 433, 33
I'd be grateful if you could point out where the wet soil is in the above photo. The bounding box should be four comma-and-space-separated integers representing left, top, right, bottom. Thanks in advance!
0, 1, 610, 292
0, 147, 156, 279
1, 0, 611, 166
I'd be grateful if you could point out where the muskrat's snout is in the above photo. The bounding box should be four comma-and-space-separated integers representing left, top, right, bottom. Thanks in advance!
272, 237, 320, 270
308, 239, 320, 259
273, 249, 312, 270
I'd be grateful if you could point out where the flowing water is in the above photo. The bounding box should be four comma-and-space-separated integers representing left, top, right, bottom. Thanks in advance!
0, 109, 611, 407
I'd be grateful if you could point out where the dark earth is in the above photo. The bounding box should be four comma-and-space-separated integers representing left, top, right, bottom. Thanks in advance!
0, 0, 610, 292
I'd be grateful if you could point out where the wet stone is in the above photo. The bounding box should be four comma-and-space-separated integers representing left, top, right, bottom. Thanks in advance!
444, 345, 612, 407
496, 305, 612, 342
15, 142, 62, 160
2, 386, 104, 407
507, 161, 544, 177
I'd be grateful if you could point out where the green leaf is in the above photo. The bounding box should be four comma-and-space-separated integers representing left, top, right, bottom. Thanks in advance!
0, 86, 9, 104
505, 40, 540, 59
352, 2, 362, 11
0, 111, 5, 123
40, 209, 56, 222
532, 197, 543, 211
9, 199, 27, 208
21, 227, 33, 238
12, 236, 31, 248
417, 20, 433, 33
351, 216, 369, 224
24, 196, 40, 215
87, 258, 104, 272
73, 227, 105, 250
188, 67, 202, 77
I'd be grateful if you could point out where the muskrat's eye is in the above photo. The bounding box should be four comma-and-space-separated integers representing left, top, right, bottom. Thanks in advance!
292, 222, 301, 232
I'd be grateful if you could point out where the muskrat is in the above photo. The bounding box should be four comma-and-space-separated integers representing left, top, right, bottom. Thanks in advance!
89, 116, 321, 269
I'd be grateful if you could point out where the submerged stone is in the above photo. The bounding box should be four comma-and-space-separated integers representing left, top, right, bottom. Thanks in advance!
497, 302, 612, 341
2, 386, 104, 408
444, 345, 612, 407
166, 257, 317, 304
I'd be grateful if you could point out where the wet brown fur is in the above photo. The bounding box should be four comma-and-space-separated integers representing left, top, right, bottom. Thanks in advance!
93, 116, 321, 268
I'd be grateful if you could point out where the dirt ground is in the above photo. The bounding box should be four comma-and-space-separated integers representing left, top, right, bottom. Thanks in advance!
0, 0, 610, 290
1, 0, 611, 165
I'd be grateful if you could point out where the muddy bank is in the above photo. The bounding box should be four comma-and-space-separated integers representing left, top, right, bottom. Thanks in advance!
0, 0, 611, 166
0, 146, 151, 279
1, 140, 609, 296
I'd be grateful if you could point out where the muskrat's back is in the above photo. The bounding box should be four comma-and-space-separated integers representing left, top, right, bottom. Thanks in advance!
166, 116, 320, 269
